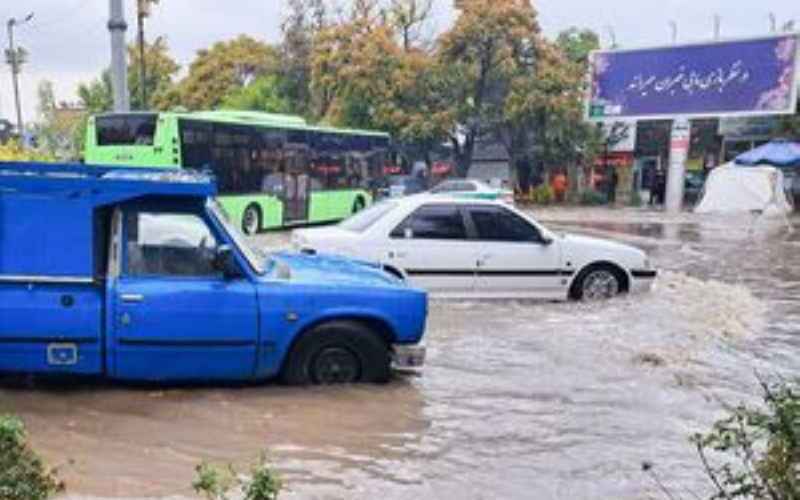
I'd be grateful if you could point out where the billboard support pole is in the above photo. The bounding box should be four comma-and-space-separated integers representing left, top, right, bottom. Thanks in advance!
665, 117, 690, 213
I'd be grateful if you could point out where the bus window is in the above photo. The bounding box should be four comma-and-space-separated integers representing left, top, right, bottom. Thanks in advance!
97, 114, 157, 146
179, 120, 213, 169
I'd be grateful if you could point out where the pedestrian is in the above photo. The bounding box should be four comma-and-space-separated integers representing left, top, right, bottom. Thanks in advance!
608, 167, 618, 204
654, 166, 667, 205
551, 171, 567, 202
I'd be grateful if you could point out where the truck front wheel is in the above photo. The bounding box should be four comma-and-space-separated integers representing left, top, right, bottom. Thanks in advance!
281, 321, 391, 385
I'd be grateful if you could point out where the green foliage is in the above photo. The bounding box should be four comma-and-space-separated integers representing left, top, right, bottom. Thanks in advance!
243, 455, 282, 500
579, 189, 608, 206
128, 37, 181, 111
177, 35, 280, 110
77, 70, 113, 114
555, 27, 600, 66
193, 456, 282, 500
222, 75, 291, 114
628, 189, 643, 207
692, 378, 800, 499
530, 184, 555, 205
0, 415, 62, 500
0, 140, 55, 162
33, 80, 85, 160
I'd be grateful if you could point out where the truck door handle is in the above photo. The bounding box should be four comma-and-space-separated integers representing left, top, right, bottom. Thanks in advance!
120, 294, 144, 304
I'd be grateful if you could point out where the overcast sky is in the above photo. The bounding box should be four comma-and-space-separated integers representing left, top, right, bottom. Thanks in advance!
0, 0, 798, 124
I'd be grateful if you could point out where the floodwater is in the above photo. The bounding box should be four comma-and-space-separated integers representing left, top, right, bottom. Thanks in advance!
2, 207, 798, 500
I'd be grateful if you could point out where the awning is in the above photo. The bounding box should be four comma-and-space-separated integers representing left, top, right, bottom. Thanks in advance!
734, 139, 800, 168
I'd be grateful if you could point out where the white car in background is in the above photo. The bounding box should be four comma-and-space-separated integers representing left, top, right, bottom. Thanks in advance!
291, 196, 657, 300
429, 179, 515, 204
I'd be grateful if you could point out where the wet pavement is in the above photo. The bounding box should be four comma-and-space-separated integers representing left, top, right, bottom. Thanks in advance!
2, 207, 797, 499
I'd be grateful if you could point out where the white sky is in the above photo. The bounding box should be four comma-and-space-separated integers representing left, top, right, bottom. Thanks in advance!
0, 0, 798, 124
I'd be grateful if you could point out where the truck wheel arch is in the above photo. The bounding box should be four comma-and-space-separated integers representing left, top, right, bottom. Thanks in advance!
280, 317, 395, 385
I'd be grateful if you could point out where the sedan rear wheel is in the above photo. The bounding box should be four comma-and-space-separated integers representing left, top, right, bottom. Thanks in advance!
580, 268, 620, 300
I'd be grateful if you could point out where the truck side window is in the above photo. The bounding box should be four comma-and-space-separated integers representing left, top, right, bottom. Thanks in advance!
125, 212, 221, 278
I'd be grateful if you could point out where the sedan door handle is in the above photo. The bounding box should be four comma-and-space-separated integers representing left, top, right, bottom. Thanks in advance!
120, 294, 144, 304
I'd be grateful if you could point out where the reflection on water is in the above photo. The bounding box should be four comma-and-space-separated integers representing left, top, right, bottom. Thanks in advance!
3, 208, 799, 499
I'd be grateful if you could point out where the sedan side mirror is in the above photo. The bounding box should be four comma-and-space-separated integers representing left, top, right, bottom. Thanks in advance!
539, 235, 554, 246
213, 245, 241, 279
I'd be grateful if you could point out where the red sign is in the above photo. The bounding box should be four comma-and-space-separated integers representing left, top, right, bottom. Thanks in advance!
383, 165, 403, 175
315, 165, 342, 175
431, 161, 453, 176
594, 151, 634, 168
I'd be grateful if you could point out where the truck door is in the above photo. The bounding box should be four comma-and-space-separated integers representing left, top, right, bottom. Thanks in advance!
110, 208, 259, 381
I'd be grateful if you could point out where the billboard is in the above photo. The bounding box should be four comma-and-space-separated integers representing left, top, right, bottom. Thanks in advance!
587, 34, 799, 120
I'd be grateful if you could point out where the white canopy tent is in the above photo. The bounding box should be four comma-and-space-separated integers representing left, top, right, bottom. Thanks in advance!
694, 164, 793, 216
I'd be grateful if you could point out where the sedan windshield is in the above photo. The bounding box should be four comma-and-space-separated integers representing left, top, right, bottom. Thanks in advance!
339, 201, 398, 233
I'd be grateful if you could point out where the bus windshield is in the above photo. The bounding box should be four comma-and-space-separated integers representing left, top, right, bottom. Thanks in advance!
96, 114, 157, 146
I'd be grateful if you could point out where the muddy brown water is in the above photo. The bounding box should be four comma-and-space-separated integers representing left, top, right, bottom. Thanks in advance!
2, 207, 797, 499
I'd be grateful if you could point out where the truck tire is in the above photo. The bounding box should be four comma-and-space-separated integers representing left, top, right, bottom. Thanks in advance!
281, 321, 391, 385
242, 204, 261, 235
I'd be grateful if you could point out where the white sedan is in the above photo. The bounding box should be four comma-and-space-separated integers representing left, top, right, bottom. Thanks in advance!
291, 195, 657, 300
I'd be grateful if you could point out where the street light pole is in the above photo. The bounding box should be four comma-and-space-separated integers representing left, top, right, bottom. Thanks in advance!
108, 0, 130, 112
137, 0, 147, 109
5, 12, 33, 137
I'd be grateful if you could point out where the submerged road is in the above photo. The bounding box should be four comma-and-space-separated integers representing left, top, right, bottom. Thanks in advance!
1, 207, 795, 499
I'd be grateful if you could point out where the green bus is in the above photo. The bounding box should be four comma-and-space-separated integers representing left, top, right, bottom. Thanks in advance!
84, 110, 391, 234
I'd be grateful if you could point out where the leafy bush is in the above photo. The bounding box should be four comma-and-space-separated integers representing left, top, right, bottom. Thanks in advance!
691, 378, 800, 499
530, 184, 555, 205
193, 455, 282, 500
0, 415, 62, 500
579, 189, 607, 206
0, 141, 55, 162
628, 189, 643, 207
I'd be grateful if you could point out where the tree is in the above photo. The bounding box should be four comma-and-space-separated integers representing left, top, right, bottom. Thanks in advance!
33, 80, 85, 160
220, 74, 291, 113
310, 1, 453, 164
555, 27, 600, 67
177, 35, 280, 110
388, 0, 433, 51
278, 0, 328, 116
128, 37, 180, 110
438, 0, 541, 177
76, 71, 113, 114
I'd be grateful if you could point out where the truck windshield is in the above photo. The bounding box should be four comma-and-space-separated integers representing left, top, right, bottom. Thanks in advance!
208, 202, 266, 274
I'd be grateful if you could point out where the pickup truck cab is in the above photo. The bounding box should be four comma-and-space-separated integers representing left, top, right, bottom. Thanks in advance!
0, 162, 427, 384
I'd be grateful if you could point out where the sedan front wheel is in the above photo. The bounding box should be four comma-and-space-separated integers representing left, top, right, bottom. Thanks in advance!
571, 265, 623, 301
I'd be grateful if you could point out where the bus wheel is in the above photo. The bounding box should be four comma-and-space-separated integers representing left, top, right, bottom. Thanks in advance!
352, 197, 366, 214
242, 204, 261, 235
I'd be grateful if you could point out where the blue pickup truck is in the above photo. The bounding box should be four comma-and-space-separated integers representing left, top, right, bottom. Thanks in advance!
0, 162, 427, 384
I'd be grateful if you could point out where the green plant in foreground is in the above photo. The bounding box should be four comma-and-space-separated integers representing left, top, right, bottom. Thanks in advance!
691, 377, 800, 499
193, 455, 282, 500
0, 415, 63, 500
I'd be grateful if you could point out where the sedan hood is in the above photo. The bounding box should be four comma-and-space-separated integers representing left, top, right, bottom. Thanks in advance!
559, 233, 648, 268
265, 251, 402, 288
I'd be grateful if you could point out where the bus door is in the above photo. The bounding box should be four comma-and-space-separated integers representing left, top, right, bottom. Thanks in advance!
282, 154, 310, 224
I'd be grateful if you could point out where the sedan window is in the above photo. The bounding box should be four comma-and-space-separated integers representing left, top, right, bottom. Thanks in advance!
391, 204, 467, 240
468, 206, 543, 243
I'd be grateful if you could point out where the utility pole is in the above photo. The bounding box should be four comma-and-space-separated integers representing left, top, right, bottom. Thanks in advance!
108, 0, 129, 112
5, 13, 33, 137
713, 15, 721, 40
136, 0, 148, 110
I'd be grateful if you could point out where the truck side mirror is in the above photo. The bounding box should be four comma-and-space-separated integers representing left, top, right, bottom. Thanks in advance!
213, 245, 241, 279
